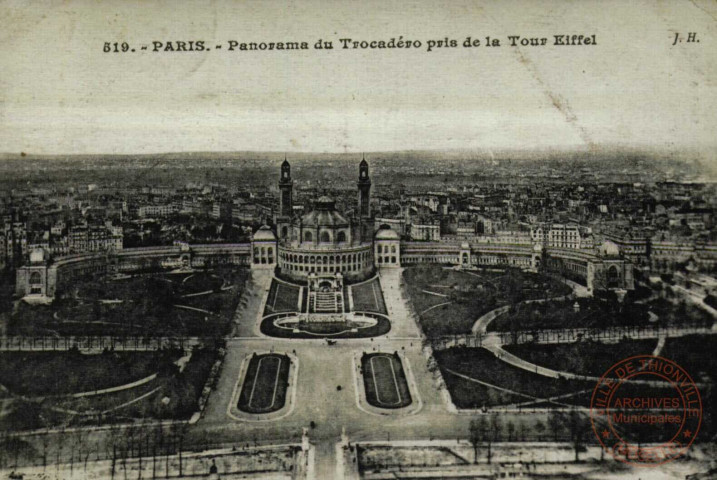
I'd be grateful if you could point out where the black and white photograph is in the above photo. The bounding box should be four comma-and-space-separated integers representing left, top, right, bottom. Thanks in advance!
0, 0, 716, 478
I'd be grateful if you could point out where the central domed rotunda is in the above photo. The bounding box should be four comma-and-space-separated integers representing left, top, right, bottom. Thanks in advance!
275, 161, 376, 282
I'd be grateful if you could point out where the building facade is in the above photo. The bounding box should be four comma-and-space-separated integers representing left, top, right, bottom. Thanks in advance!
274, 160, 376, 282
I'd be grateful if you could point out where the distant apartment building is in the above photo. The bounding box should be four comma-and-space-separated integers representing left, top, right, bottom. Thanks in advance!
531, 223, 590, 249
68, 225, 89, 252
69, 223, 123, 253
49, 236, 70, 256
409, 221, 441, 241
600, 230, 717, 273
408, 195, 441, 213
1, 218, 28, 266
50, 220, 66, 236
456, 221, 476, 236
138, 203, 177, 218
27, 231, 50, 251
211, 201, 233, 221
232, 202, 270, 223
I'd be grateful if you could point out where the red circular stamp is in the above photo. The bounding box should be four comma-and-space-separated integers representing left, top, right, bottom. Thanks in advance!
589, 355, 702, 466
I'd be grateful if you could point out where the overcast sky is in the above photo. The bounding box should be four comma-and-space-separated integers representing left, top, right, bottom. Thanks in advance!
1, 0, 715, 157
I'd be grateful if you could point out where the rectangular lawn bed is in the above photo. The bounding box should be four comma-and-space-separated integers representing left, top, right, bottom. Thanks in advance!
361, 353, 412, 409
351, 278, 387, 314
264, 280, 301, 315
238, 353, 291, 414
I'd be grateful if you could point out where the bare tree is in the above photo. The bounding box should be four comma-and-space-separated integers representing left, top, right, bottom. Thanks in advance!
517, 420, 527, 441
547, 410, 564, 442
123, 424, 138, 480
0, 427, 8, 469
55, 429, 63, 478
177, 424, 187, 477
68, 430, 76, 476
484, 415, 502, 465
152, 424, 164, 480
137, 424, 144, 480
534, 420, 546, 441
40, 431, 50, 471
73, 428, 90, 474
468, 417, 487, 464
567, 409, 589, 462
490, 415, 503, 443
106, 425, 120, 480
169, 422, 188, 477
506, 420, 515, 441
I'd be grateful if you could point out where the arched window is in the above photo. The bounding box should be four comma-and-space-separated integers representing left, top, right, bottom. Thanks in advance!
320, 231, 330, 243
391, 245, 396, 253
281, 226, 288, 238
377, 245, 382, 254
337, 231, 346, 242
607, 265, 619, 288
29, 272, 42, 285
304, 231, 313, 242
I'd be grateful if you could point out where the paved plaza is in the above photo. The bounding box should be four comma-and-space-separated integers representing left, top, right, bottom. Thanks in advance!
196, 267, 489, 477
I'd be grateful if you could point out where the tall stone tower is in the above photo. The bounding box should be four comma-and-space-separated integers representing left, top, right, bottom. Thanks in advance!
279, 158, 293, 217
357, 158, 371, 217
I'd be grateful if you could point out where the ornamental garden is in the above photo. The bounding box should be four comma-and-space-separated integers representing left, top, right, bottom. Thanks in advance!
0, 266, 245, 432
402, 263, 716, 438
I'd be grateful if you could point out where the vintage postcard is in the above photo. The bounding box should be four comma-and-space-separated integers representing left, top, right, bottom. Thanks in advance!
0, 0, 716, 478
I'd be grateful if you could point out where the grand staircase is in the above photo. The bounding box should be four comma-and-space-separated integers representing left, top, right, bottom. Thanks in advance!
309, 291, 344, 314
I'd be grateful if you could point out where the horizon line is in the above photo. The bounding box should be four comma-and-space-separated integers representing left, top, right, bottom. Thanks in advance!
1, 144, 714, 159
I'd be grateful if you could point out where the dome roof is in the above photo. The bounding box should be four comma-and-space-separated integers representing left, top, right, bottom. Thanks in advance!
29, 248, 46, 264
301, 197, 349, 227
375, 228, 400, 240
253, 225, 276, 241
314, 196, 337, 210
